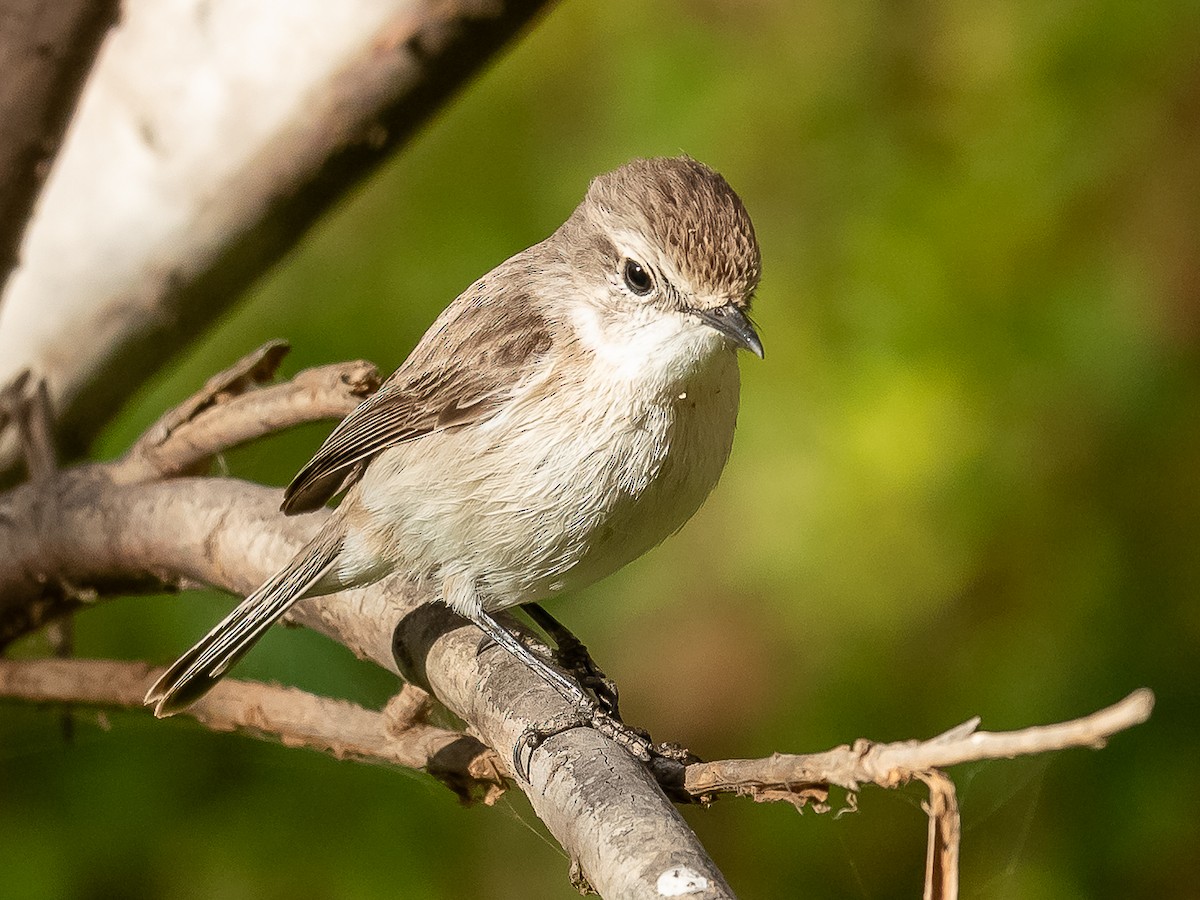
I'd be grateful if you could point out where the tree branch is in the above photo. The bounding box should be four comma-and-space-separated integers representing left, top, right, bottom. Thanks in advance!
0, 344, 380, 640
0, 640, 1152, 900
114, 341, 379, 482
0, 658, 506, 804
682, 689, 1154, 801
682, 690, 1152, 900
920, 770, 959, 900
0, 0, 553, 464
0, 0, 120, 294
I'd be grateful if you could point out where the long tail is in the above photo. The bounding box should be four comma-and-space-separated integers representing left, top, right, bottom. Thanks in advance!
145, 535, 343, 717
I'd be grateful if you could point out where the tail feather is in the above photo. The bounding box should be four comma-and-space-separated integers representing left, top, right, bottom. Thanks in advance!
146, 537, 342, 717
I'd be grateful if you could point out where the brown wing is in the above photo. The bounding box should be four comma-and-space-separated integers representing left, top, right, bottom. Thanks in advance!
282, 292, 554, 514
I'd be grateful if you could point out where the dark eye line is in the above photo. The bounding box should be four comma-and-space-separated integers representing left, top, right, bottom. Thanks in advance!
622, 258, 654, 296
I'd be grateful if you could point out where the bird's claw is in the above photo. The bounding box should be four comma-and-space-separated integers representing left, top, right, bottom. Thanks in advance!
512, 703, 661, 782
513, 712, 580, 780
549, 634, 622, 718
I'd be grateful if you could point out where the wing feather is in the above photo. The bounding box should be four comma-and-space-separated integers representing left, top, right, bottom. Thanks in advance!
281, 290, 554, 514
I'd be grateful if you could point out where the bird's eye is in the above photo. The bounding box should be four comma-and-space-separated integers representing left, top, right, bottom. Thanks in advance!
622, 259, 654, 296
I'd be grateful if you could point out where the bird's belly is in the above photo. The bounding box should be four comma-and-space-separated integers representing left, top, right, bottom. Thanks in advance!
351, 352, 741, 610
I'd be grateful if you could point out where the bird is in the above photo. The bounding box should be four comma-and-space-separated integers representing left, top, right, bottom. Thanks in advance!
146, 155, 763, 725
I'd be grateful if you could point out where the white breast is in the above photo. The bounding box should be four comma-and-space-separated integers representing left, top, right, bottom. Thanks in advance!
346, 308, 742, 614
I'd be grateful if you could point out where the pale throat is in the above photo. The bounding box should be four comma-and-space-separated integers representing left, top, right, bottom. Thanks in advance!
570, 299, 726, 391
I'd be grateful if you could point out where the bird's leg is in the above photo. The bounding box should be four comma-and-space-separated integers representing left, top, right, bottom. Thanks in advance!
470, 609, 654, 779
523, 603, 621, 719
471, 608, 592, 706
473, 623, 555, 664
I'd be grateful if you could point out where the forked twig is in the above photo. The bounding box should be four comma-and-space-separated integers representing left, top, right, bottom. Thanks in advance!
683, 690, 1153, 900
114, 341, 379, 482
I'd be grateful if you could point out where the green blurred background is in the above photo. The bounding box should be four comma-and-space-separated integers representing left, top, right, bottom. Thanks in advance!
3, 0, 1199, 896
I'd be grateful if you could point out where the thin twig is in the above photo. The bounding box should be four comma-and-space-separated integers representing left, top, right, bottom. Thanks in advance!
0, 657, 506, 804
115, 342, 379, 482
919, 770, 959, 900
683, 689, 1154, 801
683, 691, 1152, 900
140, 340, 293, 438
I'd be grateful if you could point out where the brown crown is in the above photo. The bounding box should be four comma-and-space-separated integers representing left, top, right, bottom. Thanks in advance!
584, 156, 762, 306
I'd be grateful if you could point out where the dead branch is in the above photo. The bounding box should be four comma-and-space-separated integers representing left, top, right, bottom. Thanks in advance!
920, 770, 959, 900
0, 346, 381, 637
682, 690, 1152, 900
114, 341, 380, 482
0, 630, 1152, 900
0, 658, 505, 804
0, 479, 736, 898
682, 689, 1154, 801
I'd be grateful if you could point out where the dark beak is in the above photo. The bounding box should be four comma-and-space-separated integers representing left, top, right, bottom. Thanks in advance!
695, 303, 764, 359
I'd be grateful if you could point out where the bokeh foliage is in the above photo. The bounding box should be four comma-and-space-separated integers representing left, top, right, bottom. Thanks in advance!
3, 0, 1198, 896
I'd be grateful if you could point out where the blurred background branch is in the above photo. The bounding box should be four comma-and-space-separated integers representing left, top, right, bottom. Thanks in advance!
0, 0, 119, 294
0, 0, 552, 466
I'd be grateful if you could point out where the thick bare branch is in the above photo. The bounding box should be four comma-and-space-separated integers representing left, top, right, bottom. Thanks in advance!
390, 601, 738, 899
0, 0, 552, 463
0, 658, 505, 804
0, 0, 120, 293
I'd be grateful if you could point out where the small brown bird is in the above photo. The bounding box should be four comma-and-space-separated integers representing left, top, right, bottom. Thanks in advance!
147, 156, 762, 724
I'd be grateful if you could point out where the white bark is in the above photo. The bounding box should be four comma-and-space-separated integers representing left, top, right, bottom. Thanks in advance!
0, 0, 546, 459
1, 0, 409, 388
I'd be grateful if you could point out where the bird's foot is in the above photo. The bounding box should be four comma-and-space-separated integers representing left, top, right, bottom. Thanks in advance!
513, 704, 652, 780
512, 701, 695, 781
523, 604, 622, 718
512, 712, 577, 780
552, 636, 621, 719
